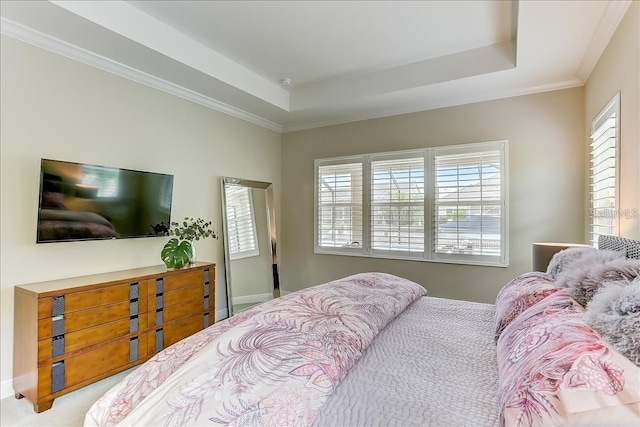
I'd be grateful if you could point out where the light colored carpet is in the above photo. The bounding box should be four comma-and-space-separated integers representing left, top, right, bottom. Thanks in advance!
0, 369, 131, 427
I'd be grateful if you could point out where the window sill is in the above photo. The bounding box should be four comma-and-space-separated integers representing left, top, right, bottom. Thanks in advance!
314, 248, 508, 267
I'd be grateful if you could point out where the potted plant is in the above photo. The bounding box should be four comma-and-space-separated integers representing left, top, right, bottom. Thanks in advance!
160, 217, 217, 269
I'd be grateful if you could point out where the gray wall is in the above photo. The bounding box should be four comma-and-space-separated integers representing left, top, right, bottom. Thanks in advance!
281, 88, 586, 303
0, 35, 281, 393
585, 1, 639, 241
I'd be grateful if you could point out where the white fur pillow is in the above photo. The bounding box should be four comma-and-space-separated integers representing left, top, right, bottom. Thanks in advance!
546, 246, 600, 278
585, 278, 640, 366
555, 256, 638, 307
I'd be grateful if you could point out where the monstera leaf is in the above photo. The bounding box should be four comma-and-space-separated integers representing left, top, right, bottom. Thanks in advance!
161, 238, 193, 269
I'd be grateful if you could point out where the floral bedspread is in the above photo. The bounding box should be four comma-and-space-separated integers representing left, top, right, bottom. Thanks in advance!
496, 289, 640, 427
84, 272, 426, 427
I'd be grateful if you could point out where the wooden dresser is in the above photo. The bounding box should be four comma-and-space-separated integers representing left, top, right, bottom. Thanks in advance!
13, 262, 215, 413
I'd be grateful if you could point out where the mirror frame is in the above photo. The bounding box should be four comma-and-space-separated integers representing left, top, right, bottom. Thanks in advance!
220, 176, 277, 317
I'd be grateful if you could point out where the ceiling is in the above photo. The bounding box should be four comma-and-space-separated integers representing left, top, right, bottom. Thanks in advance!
0, 1, 632, 132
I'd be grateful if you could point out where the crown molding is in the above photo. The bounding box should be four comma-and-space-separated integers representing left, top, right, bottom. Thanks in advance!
576, 0, 632, 82
0, 17, 283, 133
3, 0, 620, 136
282, 78, 583, 133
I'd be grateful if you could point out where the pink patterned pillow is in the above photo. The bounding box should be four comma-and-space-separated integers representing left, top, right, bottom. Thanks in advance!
494, 272, 560, 342
496, 290, 640, 427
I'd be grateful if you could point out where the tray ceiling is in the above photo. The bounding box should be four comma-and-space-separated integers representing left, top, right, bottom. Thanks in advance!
0, 1, 631, 132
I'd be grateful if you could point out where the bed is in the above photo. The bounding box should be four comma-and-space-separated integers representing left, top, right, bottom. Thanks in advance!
85, 236, 640, 427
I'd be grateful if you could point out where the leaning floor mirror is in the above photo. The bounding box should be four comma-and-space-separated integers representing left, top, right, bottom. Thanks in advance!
221, 177, 279, 317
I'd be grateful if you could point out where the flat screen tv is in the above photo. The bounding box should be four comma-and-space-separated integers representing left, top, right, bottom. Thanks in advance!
37, 159, 173, 243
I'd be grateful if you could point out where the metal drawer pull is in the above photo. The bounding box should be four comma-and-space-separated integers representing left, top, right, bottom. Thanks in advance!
129, 337, 139, 362
52, 296, 65, 316
51, 361, 65, 393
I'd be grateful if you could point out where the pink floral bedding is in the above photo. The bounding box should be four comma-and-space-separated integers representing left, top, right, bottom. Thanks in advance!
493, 272, 559, 342
84, 272, 426, 426
496, 289, 640, 427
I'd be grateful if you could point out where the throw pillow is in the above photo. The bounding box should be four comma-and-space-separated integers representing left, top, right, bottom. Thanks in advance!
585, 277, 640, 366
557, 258, 640, 307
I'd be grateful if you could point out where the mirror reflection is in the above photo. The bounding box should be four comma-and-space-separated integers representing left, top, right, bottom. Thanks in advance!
221, 177, 279, 316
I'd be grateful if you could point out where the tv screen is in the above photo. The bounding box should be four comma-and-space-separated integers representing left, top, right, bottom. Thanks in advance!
37, 159, 173, 243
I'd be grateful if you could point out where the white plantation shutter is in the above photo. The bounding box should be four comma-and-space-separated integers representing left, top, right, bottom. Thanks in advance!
225, 186, 259, 259
316, 160, 363, 249
371, 155, 425, 253
314, 141, 508, 266
433, 143, 505, 263
590, 94, 619, 247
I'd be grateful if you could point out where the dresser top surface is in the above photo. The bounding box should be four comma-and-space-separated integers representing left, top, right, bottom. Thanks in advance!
15, 262, 215, 296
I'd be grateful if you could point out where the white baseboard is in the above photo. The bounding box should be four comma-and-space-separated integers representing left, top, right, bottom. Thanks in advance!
280, 290, 292, 295
1, 378, 14, 400
232, 293, 273, 305
215, 308, 229, 322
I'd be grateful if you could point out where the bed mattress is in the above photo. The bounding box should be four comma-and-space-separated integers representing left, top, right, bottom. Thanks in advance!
313, 296, 500, 427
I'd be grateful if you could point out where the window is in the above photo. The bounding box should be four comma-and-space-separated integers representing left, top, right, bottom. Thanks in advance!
433, 146, 504, 264
589, 94, 620, 247
315, 141, 508, 266
371, 154, 425, 254
316, 160, 363, 249
225, 186, 259, 259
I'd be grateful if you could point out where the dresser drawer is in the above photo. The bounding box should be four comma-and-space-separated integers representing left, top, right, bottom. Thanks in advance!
162, 271, 204, 293
37, 298, 52, 320
37, 315, 149, 363
38, 298, 148, 339
148, 314, 205, 355
37, 334, 148, 398
36, 282, 147, 319
149, 285, 202, 313
165, 315, 204, 348
65, 282, 144, 312
162, 297, 203, 325
165, 285, 202, 308
147, 295, 204, 327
